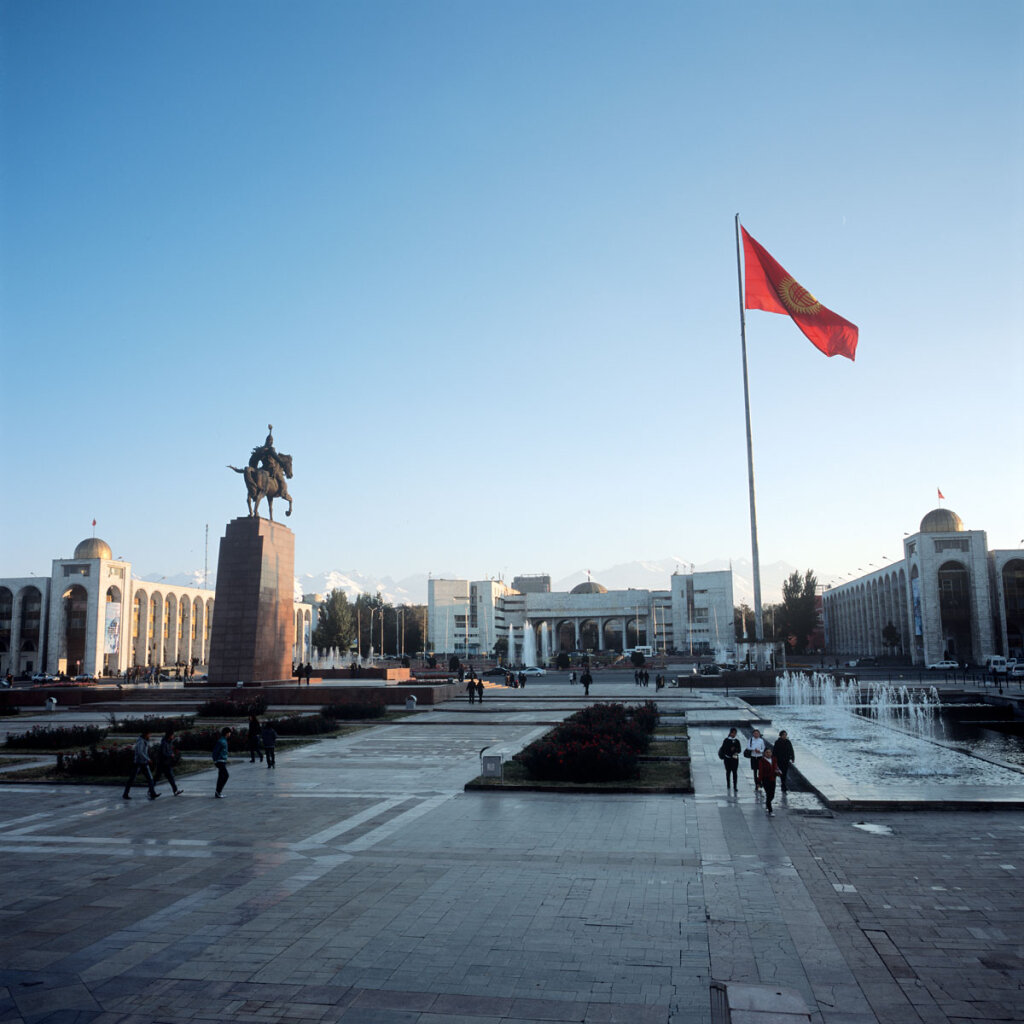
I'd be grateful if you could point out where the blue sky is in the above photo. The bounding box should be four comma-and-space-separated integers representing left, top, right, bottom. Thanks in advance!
2, 0, 1022, 589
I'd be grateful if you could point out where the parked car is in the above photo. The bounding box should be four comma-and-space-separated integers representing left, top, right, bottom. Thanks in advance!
926, 660, 959, 670
30, 673, 58, 683
1009, 664, 1024, 679
520, 667, 546, 676
699, 664, 722, 676
484, 667, 509, 676
73, 673, 97, 682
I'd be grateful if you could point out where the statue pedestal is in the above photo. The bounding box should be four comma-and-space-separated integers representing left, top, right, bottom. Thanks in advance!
208, 517, 295, 684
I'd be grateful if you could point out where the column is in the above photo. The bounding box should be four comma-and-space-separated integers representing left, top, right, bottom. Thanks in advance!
597, 617, 605, 650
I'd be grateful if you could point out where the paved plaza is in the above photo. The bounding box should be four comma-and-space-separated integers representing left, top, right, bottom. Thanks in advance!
0, 676, 1022, 1023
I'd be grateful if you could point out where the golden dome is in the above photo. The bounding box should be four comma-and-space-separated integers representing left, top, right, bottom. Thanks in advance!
73, 537, 113, 560
919, 508, 963, 534
570, 581, 608, 594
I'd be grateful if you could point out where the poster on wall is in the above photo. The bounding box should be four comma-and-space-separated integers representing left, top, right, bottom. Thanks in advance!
104, 602, 122, 654
911, 577, 922, 637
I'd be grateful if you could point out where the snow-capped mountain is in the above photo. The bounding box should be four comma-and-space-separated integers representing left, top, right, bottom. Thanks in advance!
140, 559, 825, 607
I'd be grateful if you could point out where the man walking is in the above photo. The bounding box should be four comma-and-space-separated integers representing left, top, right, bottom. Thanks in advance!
774, 730, 795, 793
718, 727, 742, 792
123, 729, 160, 801
213, 727, 232, 798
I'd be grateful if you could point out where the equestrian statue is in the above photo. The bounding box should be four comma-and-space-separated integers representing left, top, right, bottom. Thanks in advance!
228, 424, 294, 521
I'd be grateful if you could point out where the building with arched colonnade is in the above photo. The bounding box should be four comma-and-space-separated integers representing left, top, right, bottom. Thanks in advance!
0, 536, 313, 678
427, 570, 735, 659
822, 508, 1024, 667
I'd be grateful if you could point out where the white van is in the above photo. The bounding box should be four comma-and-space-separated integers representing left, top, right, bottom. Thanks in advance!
986, 657, 1008, 675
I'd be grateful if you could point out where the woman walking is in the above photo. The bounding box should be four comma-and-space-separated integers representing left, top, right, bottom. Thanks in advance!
745, 729, 765, 790
758, 744, 781, 815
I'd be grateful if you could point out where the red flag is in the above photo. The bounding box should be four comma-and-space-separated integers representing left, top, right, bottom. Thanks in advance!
742, 227, 858, 361
937, 488, 945, 501
92, 519, 97, 527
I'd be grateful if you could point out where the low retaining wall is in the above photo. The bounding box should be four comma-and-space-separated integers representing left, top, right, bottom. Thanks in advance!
0, 680, 462, 710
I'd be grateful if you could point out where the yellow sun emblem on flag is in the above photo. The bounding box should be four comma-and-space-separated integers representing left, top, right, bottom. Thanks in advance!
776, 276, 822, 316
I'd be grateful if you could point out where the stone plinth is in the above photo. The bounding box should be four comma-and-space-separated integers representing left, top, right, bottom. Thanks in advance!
207, 517, 295, 684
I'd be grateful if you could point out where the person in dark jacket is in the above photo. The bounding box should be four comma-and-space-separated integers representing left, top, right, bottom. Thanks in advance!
758, 745, 781, 815
247, 714, 263, 763
774, 730, 795, 793
154, 729, 183, 795
123, 729, 159, 800
213, 727, 232, 798
718, 727, 742, 792
261, 723, 277, 769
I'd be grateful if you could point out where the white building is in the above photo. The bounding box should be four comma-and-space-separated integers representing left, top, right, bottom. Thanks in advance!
0, 535, 313, 678
427, 570, 735, 660
822, 507, 1024, 666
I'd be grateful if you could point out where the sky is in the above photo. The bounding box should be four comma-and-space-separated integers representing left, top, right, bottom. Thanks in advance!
2, 0, 1022, 592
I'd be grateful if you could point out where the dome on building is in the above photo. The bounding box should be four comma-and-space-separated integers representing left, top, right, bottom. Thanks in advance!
73, 537, 113, 560
570, 581, 608, 594
919, 508, 964, 534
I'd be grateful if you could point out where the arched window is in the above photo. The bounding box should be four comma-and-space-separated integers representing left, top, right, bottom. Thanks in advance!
0, 587, 12, 654
1001, 559, 1024, 656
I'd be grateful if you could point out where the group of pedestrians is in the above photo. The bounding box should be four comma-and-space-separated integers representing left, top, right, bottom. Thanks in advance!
123, 716, 280, 802
717, 726, 796, 815
122, 728, 185, 800
465, 677, 485, 703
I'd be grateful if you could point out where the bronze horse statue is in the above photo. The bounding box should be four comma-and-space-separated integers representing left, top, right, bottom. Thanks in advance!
228, 451, 294, 521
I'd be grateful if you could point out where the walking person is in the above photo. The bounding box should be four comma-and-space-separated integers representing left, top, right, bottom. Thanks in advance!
758, 744, 781, 815
474, 678, 484, 704
581, 670, 592, 696
154, 729, 183, 796
305, 662, 313, 685
774, 730, 795, 793
123, 729, 160, 800
466, 677, 475, 704
247, 714, 263, 763
718, 727, 742, 792
213, 727, 232, 798
261, 722, 277, 769
745, 728, 765, 790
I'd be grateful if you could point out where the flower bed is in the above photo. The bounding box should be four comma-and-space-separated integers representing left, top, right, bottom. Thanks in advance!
5, 724, 108, 750
514, 702, 659, 783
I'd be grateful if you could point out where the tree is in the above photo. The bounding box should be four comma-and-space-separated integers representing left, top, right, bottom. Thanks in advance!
312, 590, 355, 652
354, 593, 386, 657
733, 603, 754, 640
882, 621, 901, 655
778, 570, 818, 654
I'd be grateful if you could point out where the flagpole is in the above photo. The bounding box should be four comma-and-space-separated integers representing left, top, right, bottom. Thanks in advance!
735, 214, 765, 663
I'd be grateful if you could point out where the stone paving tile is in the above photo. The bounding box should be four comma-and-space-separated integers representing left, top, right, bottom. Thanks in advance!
1, 690, 1023, 1023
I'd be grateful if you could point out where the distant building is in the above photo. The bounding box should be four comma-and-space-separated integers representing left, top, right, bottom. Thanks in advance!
511, 574, 551, 594
0, 535, 313, 678
427, 570, 734, 659
822, 507, 1023, 666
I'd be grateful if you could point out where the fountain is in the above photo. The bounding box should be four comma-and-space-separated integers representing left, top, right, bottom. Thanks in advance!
522, 621, 537, 668
773, 671, 1023, 789
540, 622, 551, 663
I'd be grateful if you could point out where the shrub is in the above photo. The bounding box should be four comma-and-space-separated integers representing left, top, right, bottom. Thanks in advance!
513, 701, 659, 783
266, 714, 337, 736
110, 714, 195, 734
5, 724, 108, 750
320, 702, 386, 720
56, 744, 135, 777
515, 736, 638, 782
196, 696, 267, 718
175, 727, 249, 753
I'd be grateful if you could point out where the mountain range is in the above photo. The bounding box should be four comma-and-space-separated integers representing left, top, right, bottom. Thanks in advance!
140, 557, 819, 607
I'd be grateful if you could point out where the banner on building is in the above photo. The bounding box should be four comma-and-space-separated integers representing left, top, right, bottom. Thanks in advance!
104, 602, 122, 654
911, 577, 922, 637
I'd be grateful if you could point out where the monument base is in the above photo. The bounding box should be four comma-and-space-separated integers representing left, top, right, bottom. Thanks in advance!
207, 517, 295, 684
